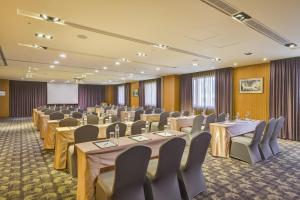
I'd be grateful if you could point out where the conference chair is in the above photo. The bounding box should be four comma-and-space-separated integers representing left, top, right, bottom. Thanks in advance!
67, 125, 99, 177
44, 110, 55, 115
106, 122, 127, 138
87, 115, 100, 125
134, 109, 144, 121
154, 108, 162, 114
259, 118, 277, 159
117, 107, 125, 121
145, 137, 186, 200
269, 117, 285, 155
103, 115, 118, 124
96, 146, 152, 200
49, 112, 64, 120
203, 113, 217, 132
61, 109, 71, 114
61, 106, 68, 110
144, 108, 153, 114
170, 111, 181, 118
59, 118, 79, 127
150, 112, 170, 131
230, 121, 266, 164
131, 120, 146, 135
178, 132, 211, 200
181, 115, 205, 135
54, 107, 60, 111
41, 108, 49, 112
77, 109, 84, 113
72, 112, 83, 119
216, 112, 226, 122
182, 111, 190, 117
69, 107, 76, 111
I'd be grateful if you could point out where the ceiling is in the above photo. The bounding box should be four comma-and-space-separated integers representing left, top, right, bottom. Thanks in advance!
0, 0, 299, 84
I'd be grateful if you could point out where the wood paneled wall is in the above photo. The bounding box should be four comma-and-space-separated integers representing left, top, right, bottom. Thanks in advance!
0, 79, 9, 117
105, 85, 114, 104
233, 63, 270, 120
130, 81, 139, 107
162, 75, 180, 112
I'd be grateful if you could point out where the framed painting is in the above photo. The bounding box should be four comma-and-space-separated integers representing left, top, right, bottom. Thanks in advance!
240, 78, 263, 93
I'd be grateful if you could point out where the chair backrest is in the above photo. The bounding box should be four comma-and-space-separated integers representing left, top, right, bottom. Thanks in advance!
41, 108, 49, 112
154, 137, 186, 179
72, 112, 83, 119
103, 115, 118, 124
144, 109, 153, 114
270, 117, 285, 140
74, 125, 99, 144
61, 109, 71, 114
112, 146, 152, 197
250, 121, 266, 146
191, 115, 205, 133
158, 112, 170, 130
183, 110, 190, 116
54, 107, 60, 111
170, 111, 181, 118
154, 108, 162, 114
106, 122, 127, 138
203, 113, 217, 131
217, 113, 226, 122
87, 115, 99, 125
59, 118, 79, 127
49, 112, 64, 120
117, 107, 125, 117
61, 106, 68, 110
261, 118, 276, 144
134, 109, 144, 121
44, 110, 55, 115
77, 109, 84, 113
183, 132, 211, 170
131, 120, 146, 135
69, 107, 76, 111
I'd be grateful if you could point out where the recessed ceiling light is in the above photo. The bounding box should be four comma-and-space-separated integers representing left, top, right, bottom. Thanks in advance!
285, 43, 297, 48
233, 62, 238, 66
94, 69, 99, 73
120, 58, 130, 62
115, 61, 121, 65
136, 52, 147, 57
39, 14, 62, 23
59, 53, 66, 58
232, 12, 251, 22
53, 60, 60, 64
49, 65, 55, 69
103, 66, 108, 70
192, 63, 199, 66
140, 71, 144, 74
156, 67, 160, 71
35, 33, 53, 40
263, 58, 268, 61
244, 52, 253, 56
154, 44, 168, 49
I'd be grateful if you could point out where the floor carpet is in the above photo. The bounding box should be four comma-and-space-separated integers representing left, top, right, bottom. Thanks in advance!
0, 117, 299, 200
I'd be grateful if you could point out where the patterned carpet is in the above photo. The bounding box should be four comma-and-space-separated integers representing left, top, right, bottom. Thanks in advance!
0, 118, 300, 200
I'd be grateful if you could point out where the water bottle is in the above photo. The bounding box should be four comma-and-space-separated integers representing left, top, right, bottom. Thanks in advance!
115, 124, 120, 138
225, 113, 230, 122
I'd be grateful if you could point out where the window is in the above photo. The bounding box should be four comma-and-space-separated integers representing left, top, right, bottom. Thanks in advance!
192, 73, 215, 110
118, 85, 125, 105
144, 81, 157, 106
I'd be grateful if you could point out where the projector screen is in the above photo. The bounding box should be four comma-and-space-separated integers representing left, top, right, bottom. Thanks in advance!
47, 83, 78, 104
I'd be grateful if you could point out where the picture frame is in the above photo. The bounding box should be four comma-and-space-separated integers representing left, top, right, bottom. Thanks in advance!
132, 89, 139, 96
240, 78, 263, 93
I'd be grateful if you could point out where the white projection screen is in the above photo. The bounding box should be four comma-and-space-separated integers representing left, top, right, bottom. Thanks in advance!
47, 83, 78, 104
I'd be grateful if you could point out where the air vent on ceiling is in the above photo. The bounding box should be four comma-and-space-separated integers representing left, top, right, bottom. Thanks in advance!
0, 46, 8, 66
244, 19, 291, 46
200, 0, 239, 16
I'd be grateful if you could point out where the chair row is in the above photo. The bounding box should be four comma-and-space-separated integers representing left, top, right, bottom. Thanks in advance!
96, 132, 211, 200
230, 117, 285, 164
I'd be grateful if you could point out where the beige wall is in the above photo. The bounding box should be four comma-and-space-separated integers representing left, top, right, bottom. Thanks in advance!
0, 79, 9, 117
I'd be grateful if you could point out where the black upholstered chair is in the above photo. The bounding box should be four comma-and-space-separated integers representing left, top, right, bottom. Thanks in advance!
49, 112, 64, 120
131, 120, 146, 135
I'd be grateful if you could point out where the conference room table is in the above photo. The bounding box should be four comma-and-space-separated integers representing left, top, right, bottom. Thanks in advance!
168, 115, 195, 131
53, 121, 133, 170
75, 130, 187, 200
209, 120, 260, 158
120, 110, 135, 121
32, 109, 39, 127
140, 113, 160, 122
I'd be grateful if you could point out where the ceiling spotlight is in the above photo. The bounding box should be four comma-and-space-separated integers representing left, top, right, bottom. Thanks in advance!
39, 14, 62, 23
94, 69, 99, 73
136, 52, 147, 57
53, 60, 60, 64
263, 58, 268, 61
35, 33, 53, 40
49, 65, 55, 69
233, 62, 238, 66
59, 53, 66, 58
285, 43, 297, 48
192, 63, 199, 66
140, 71, 145, 74
31, 44, 47, 49
232, 12, 251, 22
156, 67, 161, 71
120, 58, 130, 62
103, 66, 108, 70
154, 44, 168, 49
244, 52, 253, 56
115, 61, 121, 65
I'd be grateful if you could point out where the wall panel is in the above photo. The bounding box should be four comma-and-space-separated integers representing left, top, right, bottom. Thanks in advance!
0, 79, 9, 117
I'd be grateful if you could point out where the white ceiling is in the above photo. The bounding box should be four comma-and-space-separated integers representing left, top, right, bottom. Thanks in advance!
0, 0, 299, 84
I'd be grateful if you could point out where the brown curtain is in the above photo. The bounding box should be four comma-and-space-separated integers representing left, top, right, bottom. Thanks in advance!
139, 81, 145, 107
78, 84, 105, 110
10, 80, 47, 117
270, 57, 300, 141
215, 68, 233, 116
180, 74, 192, 112
156, 78, 162, 108
125, 83, 131, 106
113, 85, 118, 105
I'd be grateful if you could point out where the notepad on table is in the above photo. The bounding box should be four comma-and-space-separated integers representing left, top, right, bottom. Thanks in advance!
129, 135, 151, 142
93, 140, 118, 149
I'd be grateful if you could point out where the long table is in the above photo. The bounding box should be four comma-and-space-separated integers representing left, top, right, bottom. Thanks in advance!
76, 130, 186, 200
169, 116, 195, 131
140, 113, 160, 122
209, 120, 260, 158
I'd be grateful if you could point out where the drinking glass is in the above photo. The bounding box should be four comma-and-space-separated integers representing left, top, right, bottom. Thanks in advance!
109, 132, 115, 140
